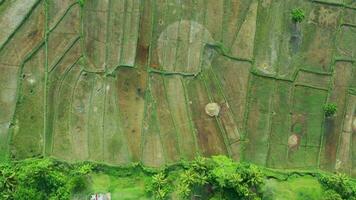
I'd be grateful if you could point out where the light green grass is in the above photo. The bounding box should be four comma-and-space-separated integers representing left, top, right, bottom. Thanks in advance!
88, 173, 150, 200
73, 171, 152, 200
262, 175, 324, 200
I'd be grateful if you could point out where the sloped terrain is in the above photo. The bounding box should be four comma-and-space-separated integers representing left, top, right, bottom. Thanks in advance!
0, 0, 355, 178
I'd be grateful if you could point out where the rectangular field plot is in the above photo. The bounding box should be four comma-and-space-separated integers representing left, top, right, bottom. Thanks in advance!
299, 4, 340, 73
338, 94, 355, 175
211, 57, 251, 130
229, 0, 257, 60
342, 8, 356, 25
267, 144, 288, 169
320, 62, 353, 171
288, 146, 320, 169
47, 3, 80, 69
221, 0, 253, 49
203, 68, 240, 157
141, 91, 165, 167
10, 47, 45, 160
0, 123, 10, 161
164, 76, 197, 160
81, 72, 104, 163
51, 63, 82, 160
351, 66, 356, 90
116, 68, 147, 162
267, 81, 293, 168
102, 77, 130, 165
185, 76, 228, 157
244, 75, 275, 165
352, 126, 356, 177
0, 65, 18, 160
149, 74, 180, 164
288, 85, 328, 168
148, 0, 180, 70
336, 26, 356, 60
46, 42, 81, 155
253, 0, 285, 75
69, 72, 93, 162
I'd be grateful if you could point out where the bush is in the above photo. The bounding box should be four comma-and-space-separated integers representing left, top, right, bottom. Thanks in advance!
323, 103, 337, 117
291, 8, 305, 23
318, 173, 356, 199
69, 176, 87, 193
322, 190, 342, 200
77, 0, 85, 7
0, 159, 92, 200
176, 156, 264, 200
146, 172, 170, 200
0, 163, 17, 199
13, 187, 43, 200
146, 156, 264, 199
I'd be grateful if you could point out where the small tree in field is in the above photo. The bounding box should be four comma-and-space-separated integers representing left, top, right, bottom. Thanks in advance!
291, 8, 305, 23
323, 103, 337, 117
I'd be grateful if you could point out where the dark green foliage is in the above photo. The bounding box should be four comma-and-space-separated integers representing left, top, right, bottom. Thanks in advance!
68, 176, 88, 193
0, 164, 17, 199
322, 190, 342, 200
318, 173, 356, 200
0, 158, 93, 200
323, 103, 338, 117
146, 172, 170, 200
77, 0, 85, 7
208, 156, 264, 199
146, 156, 265, 199
13, 187, 42, 200
2, 157, 356, 200
291, 8, 305, 23
176, 156, 264, 200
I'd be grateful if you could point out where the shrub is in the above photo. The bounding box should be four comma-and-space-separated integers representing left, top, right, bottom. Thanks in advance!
176, 155, 264, 199
323, 103, 337, 117
0, 159, 91, 200
322, 190, 342, 200
146, 172, 170, 200
291, 8, 305, 23
318, 173, 356, 199
0, 163, 17, 199
69, 176, 87, 193
77, 0, 85, 7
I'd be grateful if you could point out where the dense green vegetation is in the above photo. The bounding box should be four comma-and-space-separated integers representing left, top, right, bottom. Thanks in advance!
77, 0, 85, 7
323, 103, 338, 117
146, 156, 356, 200
0, 158, 92, 200
318, 173, 356, 199
1, 156, 355, 199
177, 156, 264, 199
147, 156, 264, 199
262, 176, 324, 200
291, 8, 305, 23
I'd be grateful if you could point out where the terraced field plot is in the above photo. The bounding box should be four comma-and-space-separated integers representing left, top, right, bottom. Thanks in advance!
0, 0, 355, 178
